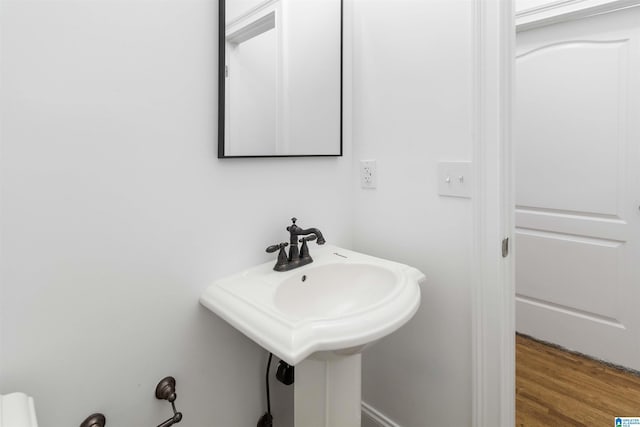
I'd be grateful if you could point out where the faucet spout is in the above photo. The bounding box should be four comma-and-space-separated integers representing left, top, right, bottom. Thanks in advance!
286, 218, 325, 244
290, 227, 326, 245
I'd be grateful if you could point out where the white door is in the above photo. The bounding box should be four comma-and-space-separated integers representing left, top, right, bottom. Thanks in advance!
515, 6, 640, 369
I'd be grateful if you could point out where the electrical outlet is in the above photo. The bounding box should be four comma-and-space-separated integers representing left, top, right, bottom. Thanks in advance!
360, 160, 377, 189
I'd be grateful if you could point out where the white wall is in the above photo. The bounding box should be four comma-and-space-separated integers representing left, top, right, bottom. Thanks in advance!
0, 0, 352, 425
351, 0, 474, 425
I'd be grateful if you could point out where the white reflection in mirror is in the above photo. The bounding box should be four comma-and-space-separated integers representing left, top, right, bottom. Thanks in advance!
223, 0, 341, 157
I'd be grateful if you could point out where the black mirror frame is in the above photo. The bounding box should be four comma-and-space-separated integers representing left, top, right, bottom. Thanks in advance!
218, 0, 343, 158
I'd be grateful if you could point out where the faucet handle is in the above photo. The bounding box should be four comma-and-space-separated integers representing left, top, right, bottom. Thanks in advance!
266, 242, 288, 253
267, 242, 290, 271
299, 236, 317, 260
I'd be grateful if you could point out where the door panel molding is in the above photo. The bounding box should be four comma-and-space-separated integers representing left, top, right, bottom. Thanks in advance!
516, 294, 625, 329
516, 210, 628, 240
516, 229, 622, 319
516, 36, 630, 218
516, 298, 638, 367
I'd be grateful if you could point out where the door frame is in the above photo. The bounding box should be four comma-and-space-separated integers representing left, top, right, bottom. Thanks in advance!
471, 1, 515, 426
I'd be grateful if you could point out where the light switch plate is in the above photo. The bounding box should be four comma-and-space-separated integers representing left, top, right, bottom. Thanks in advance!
438, 161, 472, 198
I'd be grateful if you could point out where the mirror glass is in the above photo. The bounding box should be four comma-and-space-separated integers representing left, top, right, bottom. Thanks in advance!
219, 0, 342, 157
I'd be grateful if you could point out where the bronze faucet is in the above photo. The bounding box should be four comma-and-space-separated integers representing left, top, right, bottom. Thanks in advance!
266, 218, 325, 271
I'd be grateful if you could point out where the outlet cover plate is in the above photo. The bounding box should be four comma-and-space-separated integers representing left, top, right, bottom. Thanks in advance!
360, 159, 377, 189
438, 161, 472, 198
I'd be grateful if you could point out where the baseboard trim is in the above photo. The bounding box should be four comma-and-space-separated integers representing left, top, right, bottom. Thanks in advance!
361, 401, 402, 427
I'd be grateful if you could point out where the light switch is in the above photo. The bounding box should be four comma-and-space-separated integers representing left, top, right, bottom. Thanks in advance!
438, 161, 472, 198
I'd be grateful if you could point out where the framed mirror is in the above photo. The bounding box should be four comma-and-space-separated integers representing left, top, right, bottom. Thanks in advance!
218, 0, 343, 158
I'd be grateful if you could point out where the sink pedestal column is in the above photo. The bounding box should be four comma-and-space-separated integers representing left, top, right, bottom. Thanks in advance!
294, 354, 361, 427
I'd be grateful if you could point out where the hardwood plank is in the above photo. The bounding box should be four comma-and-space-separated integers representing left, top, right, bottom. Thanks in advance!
516, 334, 640, 426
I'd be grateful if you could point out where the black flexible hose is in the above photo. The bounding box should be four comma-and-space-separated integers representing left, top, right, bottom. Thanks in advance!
266, 353, 273, 415
257, 353, 274, 427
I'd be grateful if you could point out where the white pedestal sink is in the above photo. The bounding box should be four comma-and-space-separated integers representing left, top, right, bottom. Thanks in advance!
295, 353, 361, 427
200, 244, 425, 426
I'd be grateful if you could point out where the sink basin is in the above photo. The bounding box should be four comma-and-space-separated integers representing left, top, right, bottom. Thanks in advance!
274, 263, 396, 319
200, 244, 425, 365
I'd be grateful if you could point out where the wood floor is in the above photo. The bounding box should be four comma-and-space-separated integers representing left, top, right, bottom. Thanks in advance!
516, 334, 640, 426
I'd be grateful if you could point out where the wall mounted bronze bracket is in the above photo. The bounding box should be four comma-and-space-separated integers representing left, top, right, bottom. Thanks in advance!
80, 413, 106, 427
155, 376, 183, 427
79, 376, 183, 427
